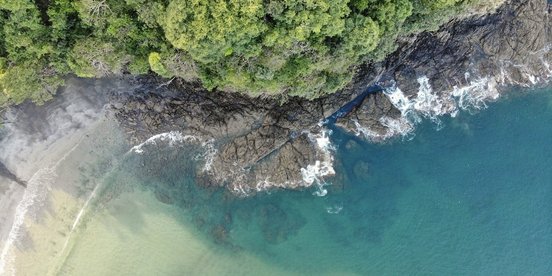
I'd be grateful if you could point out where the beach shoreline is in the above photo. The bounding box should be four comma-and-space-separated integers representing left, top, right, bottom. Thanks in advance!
0, 78, 128, 275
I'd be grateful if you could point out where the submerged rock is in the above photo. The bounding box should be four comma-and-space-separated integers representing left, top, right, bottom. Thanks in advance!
0, 161, 26, 188
112, 0, 551, 195
256, 203, 307, 244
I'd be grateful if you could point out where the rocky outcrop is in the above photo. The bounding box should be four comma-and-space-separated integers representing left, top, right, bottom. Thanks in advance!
113, 76, 354, 195
392, 0, 551, 91
113, 63, 380, 195
112, 0, 551, 195
339, 0, 552, 141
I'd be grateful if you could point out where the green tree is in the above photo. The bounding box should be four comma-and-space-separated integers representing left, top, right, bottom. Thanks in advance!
0, 0, 499, 106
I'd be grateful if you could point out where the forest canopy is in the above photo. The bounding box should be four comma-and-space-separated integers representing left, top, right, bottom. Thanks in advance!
0, 0, 501, 105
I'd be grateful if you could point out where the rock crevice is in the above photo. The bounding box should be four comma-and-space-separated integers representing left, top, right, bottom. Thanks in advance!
112, 0, 551, 195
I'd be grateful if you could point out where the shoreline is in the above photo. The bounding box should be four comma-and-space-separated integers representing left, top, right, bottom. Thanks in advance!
0, 78, 130, 275
0, 1, 550, 202
111, 0, 552, 195
0, 116, 128, 275
0, 120, 101, 275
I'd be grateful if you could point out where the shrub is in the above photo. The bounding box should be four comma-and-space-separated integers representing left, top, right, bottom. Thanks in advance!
0, 0, 499, 105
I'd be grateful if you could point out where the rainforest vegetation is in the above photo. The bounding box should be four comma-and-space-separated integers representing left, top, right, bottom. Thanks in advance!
0, 0, 500, 105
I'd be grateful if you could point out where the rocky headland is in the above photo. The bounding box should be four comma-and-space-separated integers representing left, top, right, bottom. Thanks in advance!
111, 0, 551, 196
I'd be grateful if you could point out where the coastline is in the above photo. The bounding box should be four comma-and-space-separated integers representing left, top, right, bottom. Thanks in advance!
111, 0, 552, 195
0, 1, 550, 274
0, 79, 129, 275
0, 1, 549, 215
0, 0, 548, 198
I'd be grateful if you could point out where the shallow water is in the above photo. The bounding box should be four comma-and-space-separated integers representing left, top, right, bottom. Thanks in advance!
6, 88, 552, 275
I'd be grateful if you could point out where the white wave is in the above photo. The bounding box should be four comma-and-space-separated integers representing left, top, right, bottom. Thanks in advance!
452, 73, 499, 111
192, 140, 216, 173
248, 129, 336, 196
312, 129, 333, 150
130, 132, 218, 174
198, 139, 217, 173
232, 183, 252, 196
371, 74, 503, 141
379, 117, 415, 138
326, 204, 343, 214
301, 129, 335, 197
0, 140, 82, 276
496, 44, 552, 87
254, 179, 274, 193
384, 77, 457, 122
0, 169, 54, 275
57, 179, 102, 262
383, 76, 456, 123
352, 119, 384, 140
383, 85, 414, 117
129, 131, 199, 154
254, 177, 300, 195
225, 167, 255, 197
352, 117, 414, 142
301, 161, 331, 196
542, 59, 552, 80
413, 76, 457, 122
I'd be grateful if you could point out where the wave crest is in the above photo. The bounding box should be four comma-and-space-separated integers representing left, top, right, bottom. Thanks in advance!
129, 131, 200, 154
301, 129, 335, 197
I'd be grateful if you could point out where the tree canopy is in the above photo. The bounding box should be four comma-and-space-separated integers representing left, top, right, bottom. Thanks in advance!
0, 0, 500, 106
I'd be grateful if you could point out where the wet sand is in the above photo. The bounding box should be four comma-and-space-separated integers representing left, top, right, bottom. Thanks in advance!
0, 78, 132, 275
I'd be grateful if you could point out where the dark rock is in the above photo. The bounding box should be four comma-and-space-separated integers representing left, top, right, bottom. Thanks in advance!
111, 0, 551, 195
0, 161, 26, 188
387, 0, 551, 94
353, 160, 371, 182
256, 204, 307, 244
337, 0, 551, 139
335, 92, 403, 141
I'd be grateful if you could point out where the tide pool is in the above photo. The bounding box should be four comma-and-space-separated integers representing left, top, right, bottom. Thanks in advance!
45, 89, 552, 275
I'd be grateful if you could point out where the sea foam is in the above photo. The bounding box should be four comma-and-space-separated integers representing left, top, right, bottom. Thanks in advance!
129, 131, 217, 174
301, 129, 335, 197
326, 204, 344, 214
358, 74, 504, 141
0, 141, 82, 276
451, 73, 499, 112
246, 129, 337, 196
129, 131, 200, 154
197, 139, 218, 173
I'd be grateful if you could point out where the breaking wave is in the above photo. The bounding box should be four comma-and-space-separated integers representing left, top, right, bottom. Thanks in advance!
196, 139, 217, 173
326, 204, 344, 214
353, 74, 503, 141
129, 131, 200, 154
301, 129, 335, 197
247, 129, 336, 197
129, 131, 217, 174
352, 117, 414, 142
0, 169, 54, 275
0, 142, 82, 276
0, 79, 115, 275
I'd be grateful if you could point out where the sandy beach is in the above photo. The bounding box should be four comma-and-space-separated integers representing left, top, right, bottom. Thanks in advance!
0, 78, 131, 275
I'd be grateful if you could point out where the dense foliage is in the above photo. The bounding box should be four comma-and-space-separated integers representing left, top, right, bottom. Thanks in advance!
0, 0, 498, 105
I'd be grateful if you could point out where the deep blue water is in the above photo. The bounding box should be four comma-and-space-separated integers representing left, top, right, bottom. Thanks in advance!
95, 88, 552, 275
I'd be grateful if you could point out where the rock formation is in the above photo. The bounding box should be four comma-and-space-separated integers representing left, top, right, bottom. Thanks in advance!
112, 0, 551, 195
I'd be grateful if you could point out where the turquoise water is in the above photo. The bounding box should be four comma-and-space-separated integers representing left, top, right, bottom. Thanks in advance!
62, 89, 552, 275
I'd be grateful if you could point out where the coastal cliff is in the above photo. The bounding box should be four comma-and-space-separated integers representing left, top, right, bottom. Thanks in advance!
111, 0, 551, 196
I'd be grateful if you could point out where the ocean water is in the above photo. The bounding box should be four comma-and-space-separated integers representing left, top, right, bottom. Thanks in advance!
6, 88, 552, 275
